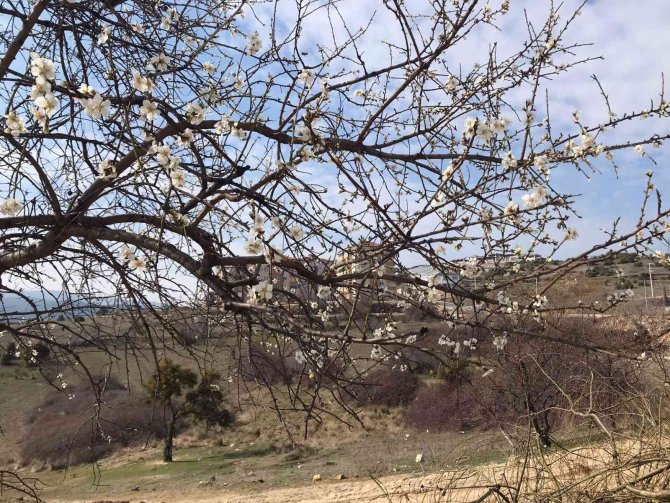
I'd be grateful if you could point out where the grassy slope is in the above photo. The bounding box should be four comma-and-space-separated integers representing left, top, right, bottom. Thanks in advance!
1, 269, 667, 501
33, 428, 504, 502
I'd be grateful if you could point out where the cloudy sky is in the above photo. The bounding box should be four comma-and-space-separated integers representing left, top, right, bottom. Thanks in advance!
249, 0, 670, 259
532, 0, 670, 255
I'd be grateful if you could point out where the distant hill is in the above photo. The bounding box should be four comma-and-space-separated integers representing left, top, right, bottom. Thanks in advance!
0, 290, 114, 321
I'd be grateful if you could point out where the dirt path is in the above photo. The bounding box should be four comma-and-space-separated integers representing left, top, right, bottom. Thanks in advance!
54, 471, 490, 503
48, 439, 665, 502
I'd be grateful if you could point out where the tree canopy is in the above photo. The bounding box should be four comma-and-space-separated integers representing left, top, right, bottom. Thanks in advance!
2, 0, 670, 498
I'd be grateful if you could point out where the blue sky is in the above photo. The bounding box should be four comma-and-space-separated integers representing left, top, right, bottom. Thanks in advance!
250, 0, 670, 260
5, 0, 670, 296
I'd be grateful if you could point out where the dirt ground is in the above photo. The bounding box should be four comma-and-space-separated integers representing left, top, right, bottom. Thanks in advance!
50, 470, 490, 503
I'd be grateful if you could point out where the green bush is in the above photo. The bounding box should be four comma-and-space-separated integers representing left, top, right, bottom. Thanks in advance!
351, 367, 419, 407
1, 342, 17, 366
23, 342, 50, 367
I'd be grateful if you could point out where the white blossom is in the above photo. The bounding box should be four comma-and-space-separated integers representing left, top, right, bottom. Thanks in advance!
30, 82, 51, 101
493, 333, 508, 351
521, 186, 547, 209
132, 71, 155, 94
294, 350, 306, 365
288, 226, 304, 240
533, 154, 549, 169
370, 345, 383, 360
176, 128, 194, 147
202, 62, 217, 75
463, 117, 477, 138
491, 117, 511, 133
98, 160, 117, 180
232, 74, 244, 91
247, 31, 262, 55
152, 143, 174, 166
140, 99, 159, 122
0, 198, 23, 216
78, 83, 95, 96
298, 69, 314, 85
30, 53, 56, 84
317, 285, 332, 299
497, 290, 511, 306
79, 93, 111, 119
3, 111, 27, 136
503, 200, 519, 217
147, 53, 170, 72
230, 123, 247, 139
445, 75, 458, 92
160, 15, 172, 31
170, 170, 186, 188
129, 256, 147, 272
118, 246, 135, 262
320, 79, 330, 101
215, 115, 231, 135
185, 103, 206, 124
244, 239, 263, 254
97, 25, 111, 45
501, 151, 517, 170
565, 228, 578, 241
31, 81, 59, 120
442, 162, 456, 181
249, 280, 273, 302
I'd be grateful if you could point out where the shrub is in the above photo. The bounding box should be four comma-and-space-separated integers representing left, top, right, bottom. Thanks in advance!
351, 367, 419, 407
1, 342, 17, 366
401, 303, 438, 322
185, 372, 234, 428
18, 388, 162, 469
393, 346, 441, 374
240, 344, 304, 385
22, 342, 49, 367
402, 316, 647, 443
404, 380, 485, 431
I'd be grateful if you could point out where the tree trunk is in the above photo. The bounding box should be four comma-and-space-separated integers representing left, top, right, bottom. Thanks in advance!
163, 418, 174, 462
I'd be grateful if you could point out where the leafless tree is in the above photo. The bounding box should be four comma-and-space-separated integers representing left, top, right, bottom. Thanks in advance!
2, 0, 670, 499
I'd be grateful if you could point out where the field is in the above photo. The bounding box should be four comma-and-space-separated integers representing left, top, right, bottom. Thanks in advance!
0, 355, 506, 502
2, 266, 670, 502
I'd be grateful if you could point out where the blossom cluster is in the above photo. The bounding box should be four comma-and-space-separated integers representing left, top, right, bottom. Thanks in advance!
117, 246, 147, 272
0, 198, 23, 216
248, 280, 273, 303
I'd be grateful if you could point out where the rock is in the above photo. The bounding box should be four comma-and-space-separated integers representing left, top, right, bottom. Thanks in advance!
415, 453, 424, 463
312, 474, 322, 482
334, 474, 346, 480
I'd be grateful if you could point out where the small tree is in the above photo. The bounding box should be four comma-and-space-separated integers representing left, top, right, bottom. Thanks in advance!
145, 360, 231, 461
1, 342, 17, 366
23, 342, 49, 368
145, 359, 198, 462
184, 372, 233, 430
